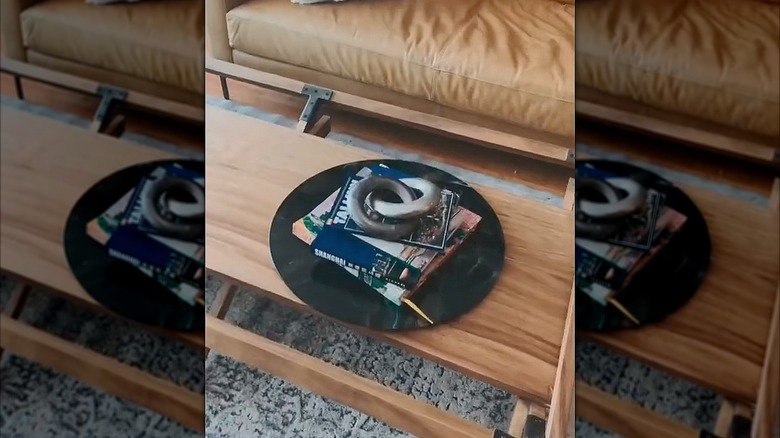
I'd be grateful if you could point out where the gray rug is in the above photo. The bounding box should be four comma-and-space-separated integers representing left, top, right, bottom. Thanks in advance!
0, 95, 758, 438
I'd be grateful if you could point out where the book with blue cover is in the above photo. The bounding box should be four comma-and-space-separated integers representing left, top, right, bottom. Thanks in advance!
292, 165, 482, 306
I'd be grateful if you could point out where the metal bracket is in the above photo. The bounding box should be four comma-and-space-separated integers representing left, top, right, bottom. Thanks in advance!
92, 85, 128, 128
298, 84, 333, 123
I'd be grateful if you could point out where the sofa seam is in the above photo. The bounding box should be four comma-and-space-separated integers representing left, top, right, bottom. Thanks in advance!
230, 14, 572, 104
578, 51, 780, 105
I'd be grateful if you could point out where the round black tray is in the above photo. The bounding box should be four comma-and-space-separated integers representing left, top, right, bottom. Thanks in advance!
269, 160, 505, 330
63, 159, 204, 331
575, 160, 711, 331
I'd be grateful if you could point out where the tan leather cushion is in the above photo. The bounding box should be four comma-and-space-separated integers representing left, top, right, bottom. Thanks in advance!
20, 0, 204, 95
577, 0, 780, 138
226, 0, 574, 138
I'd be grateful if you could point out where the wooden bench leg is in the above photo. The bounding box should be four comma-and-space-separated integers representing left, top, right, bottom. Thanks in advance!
508, 399, 547, 437
563, 177, 575, 211
102, 115, 126, 138
0, 281, 32, 365
14, 75, 24, 100
309, 115, 332, 138
205, 282, 238, 356
219, 75, 230, 100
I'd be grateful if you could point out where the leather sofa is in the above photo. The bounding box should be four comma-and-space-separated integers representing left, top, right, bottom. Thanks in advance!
206, 0, 575, 143
1, 0, 205, 106
577, 0, 780, 146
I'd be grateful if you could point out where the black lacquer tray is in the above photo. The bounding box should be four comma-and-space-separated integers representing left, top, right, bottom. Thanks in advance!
576, 160, 711, 331
63, 159, 204, 331
269, 160, 505, 330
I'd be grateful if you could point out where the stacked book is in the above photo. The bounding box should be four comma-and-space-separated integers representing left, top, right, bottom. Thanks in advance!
292, 164, 482, 322
86, 164, 205, 306
575, 164, 687, 323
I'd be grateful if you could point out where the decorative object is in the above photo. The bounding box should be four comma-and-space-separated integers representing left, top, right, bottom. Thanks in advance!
63, 159, 205, 331
575, 160, 711, 331
269, 159, 505, 330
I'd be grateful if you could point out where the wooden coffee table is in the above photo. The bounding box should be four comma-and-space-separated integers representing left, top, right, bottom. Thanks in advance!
204, 105, 576, 438
575, 147, 780, 438
0, 107, 205, 432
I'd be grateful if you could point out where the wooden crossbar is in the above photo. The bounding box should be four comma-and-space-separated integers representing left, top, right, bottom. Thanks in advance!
206, 315, 496, 438
0, 315, 205, 432
0, 58, 203, 125
206, 58, 571, 164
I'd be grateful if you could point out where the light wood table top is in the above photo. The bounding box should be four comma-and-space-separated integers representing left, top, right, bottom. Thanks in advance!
579, 153, 780, 404
205, 106, 575, 405
0, 107, 202, 348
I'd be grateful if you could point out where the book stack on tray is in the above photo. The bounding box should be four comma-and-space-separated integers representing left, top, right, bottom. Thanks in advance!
575, 164, 688, 323
292, 163, 482, 320
86, 164, 205, 306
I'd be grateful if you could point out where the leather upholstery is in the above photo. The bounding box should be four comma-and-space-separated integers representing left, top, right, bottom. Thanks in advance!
225, 0, 574, 138
577, 0, 780, 138
19, 0, 204, 96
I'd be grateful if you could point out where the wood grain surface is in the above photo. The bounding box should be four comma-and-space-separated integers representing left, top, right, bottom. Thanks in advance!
577, 157, 780, 403
205, 106, 574, 404
0, 107, 202, 349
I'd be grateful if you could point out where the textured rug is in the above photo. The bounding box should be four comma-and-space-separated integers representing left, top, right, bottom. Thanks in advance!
0, 96, 204, 438
1, 95, 764, 438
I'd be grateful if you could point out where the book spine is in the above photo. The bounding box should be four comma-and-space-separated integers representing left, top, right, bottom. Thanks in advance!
311, 227, 422, 287
311, 247, 407, 289
106, 226, 203, 286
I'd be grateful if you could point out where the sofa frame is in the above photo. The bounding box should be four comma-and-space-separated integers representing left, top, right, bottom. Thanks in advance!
577, 86, 780, 168
1, 58, 203, 135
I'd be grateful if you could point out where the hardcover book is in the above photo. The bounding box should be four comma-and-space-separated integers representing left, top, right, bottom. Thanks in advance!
292, 167, 482, 306
86, 189, 202, 306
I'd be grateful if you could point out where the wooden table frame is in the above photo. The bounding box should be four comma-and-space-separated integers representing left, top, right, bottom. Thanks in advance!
0, 57, 204, 136
576, 86, 780, 168
204, 60, 577, 438
0, 107, 206, 433
573, 150, 780, 437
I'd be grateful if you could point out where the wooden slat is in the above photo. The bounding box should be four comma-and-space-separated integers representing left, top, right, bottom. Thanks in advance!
752, 283, 780, 438
205, 106, 573, 404
0, 58, 203, 124
310, 115, 332, 138
0, 315, 204, 432
576, 381, 700, 438
0, 281, 31, 362
0, 107, 203, 350
208, 282, 237, 320
206, 316, 492, 438
576, 87, 779, 164
563, 177, 575, 211
545, 284, 575, 438
206, 58, 571, 163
